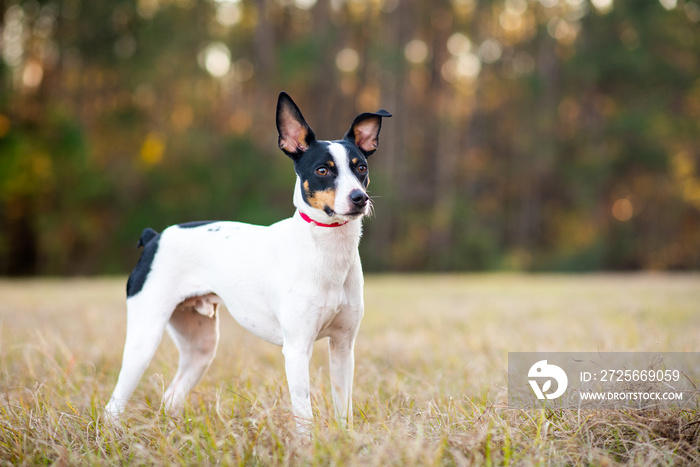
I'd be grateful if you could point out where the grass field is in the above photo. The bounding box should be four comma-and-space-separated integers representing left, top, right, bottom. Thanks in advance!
1, 274, 699, 465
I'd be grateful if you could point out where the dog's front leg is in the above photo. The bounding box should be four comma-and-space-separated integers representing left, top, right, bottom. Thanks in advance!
329, 335, 355, 428
282, 339, 314, 434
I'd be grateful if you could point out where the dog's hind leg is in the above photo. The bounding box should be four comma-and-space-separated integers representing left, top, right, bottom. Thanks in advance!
162, 297, 220, 415
105, 294, 175, 420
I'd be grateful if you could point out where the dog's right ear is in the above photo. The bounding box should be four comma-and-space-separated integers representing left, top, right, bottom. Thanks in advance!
276, 92, 316, 159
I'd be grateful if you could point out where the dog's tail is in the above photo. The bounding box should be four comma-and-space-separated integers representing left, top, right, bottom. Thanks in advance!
137, 228, 159, 248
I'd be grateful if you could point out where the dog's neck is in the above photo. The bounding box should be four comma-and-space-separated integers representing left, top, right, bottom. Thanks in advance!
298, 211, 347, 228
295, 211, 362, 287
293, 209, 363, 248
290, 176, 364, 280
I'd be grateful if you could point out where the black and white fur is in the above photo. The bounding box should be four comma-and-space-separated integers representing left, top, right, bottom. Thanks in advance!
105, 92, 391, 433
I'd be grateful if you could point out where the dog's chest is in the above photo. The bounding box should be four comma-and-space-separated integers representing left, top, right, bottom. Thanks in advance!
318, 281, 350, 311
293, 250, 359, 326
305, 280, 355, 337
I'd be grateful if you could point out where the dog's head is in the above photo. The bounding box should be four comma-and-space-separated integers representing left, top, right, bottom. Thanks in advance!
276, 92, 391, 225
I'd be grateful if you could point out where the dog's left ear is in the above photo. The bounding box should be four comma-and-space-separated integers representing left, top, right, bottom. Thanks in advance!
345, 109, 392, 157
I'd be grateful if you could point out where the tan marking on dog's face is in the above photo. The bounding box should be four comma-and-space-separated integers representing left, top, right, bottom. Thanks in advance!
303, 180, 336, 211
352, 158, 358, 165
327, 160, 335, 167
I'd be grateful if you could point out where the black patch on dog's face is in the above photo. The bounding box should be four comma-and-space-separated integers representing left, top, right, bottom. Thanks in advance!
293, 141, 340, 213
292, 140, 371, 214
294, 140, 369, 216
339, 140, 370, 189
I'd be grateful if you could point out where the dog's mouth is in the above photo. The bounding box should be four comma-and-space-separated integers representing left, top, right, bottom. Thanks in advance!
324, 206, 367, 220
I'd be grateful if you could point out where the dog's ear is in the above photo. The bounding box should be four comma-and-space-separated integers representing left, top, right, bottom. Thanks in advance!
276, 92, 316, 159
345, 109, 392, 157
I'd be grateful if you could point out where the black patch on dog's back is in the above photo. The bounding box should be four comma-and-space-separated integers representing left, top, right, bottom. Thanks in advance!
177, 221, 218, 229
126, 228, 161, 298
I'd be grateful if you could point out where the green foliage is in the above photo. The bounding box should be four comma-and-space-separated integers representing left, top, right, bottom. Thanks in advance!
1, 0, 699, 274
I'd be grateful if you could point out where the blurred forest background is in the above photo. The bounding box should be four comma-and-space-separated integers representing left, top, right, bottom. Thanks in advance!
1, 0, 699, 275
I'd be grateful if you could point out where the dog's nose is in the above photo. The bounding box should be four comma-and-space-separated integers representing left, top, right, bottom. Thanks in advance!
349, 189, 369, 208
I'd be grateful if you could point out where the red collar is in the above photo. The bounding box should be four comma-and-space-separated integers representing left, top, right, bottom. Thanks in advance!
299, 211, 348, 228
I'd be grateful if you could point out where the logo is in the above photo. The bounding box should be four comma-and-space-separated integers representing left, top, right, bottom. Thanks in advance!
528, 360, 568, 400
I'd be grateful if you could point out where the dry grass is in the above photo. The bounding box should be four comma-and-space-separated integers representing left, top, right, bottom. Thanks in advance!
1, 274, 699, 465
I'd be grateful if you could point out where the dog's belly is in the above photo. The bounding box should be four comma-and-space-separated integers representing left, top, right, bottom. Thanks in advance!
213, 275, 352, 347
216, 291, 285, 346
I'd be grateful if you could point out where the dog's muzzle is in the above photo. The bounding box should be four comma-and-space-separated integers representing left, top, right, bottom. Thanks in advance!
349, 189, 369, 209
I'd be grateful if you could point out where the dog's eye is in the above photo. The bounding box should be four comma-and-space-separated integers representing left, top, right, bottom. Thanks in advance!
315, 167, 329, 176
357, 164, 368, 174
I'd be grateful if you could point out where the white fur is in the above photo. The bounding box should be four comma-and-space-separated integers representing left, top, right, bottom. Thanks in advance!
329, 142, 366, 217
105, 150, 367, 434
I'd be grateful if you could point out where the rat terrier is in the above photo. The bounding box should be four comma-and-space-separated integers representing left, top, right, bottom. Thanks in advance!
105, 92, 391, 433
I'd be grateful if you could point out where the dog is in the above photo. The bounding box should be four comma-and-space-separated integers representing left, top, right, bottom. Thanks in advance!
105, 92, 391, 433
